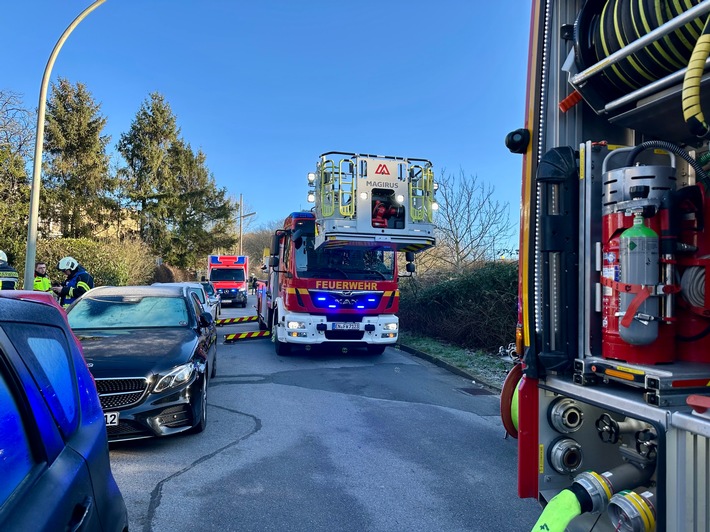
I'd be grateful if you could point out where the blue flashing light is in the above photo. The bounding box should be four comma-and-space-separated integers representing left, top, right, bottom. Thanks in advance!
357, 305, 365, 309
328, 305, 336, 308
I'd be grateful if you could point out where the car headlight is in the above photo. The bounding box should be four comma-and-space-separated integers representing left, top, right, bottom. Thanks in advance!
383, 322, 398, 331
287, 320, 306, 329
153, 363, 194, 393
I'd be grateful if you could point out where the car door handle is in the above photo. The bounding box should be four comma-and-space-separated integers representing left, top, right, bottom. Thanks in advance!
68, 496, 94, 532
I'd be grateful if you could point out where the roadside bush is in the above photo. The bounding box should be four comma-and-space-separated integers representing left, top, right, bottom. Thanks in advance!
152, 264, 195, 283
399, 261, 517, 353
12, 237, 156, 287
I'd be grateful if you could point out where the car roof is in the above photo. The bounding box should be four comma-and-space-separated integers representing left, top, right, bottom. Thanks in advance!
0, 294, 69, 327
83, 285, 187, 298
153, 282, 205, 290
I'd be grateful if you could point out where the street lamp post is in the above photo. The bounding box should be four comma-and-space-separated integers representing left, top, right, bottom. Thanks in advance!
237, 193, 256, 256
24, 0, 107, 289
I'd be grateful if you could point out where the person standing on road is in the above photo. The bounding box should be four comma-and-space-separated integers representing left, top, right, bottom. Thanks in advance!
53, 256, 94, 308
0, 250, 19, 290
33, 261, 53, 292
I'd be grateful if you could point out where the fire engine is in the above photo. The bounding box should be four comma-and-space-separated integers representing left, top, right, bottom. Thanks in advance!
503, 1, 710, 530
256, 151, 437, 356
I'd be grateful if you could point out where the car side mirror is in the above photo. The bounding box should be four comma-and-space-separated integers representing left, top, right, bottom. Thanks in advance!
199, 313, 214, 328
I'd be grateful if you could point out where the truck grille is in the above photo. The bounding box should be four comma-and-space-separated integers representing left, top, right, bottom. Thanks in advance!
95, 377, 149, 410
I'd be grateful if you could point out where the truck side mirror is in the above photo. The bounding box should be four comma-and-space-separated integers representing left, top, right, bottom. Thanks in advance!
405, 251, 415, 262
270, 233, 281, 256
406, 262, 415, 273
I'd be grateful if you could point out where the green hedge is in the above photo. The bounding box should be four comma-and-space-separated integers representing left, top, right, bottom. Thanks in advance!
9, 237, 156, 288
398, 261, 518, 353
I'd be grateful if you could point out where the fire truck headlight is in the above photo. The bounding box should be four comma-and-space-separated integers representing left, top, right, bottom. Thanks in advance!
307, 172, 316, 184
359, 192, 368, 200
431, 202, 439, 211
287, 320, 306, 329
307, 192, 316, 203
383, 322, 398, 331
395, 194, 405, 204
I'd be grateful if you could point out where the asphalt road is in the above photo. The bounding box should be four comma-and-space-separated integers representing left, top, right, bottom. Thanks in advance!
108, 294, 540, 531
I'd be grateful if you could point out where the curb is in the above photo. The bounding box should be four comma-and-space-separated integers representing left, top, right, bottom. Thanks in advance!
395, 343, 503, 394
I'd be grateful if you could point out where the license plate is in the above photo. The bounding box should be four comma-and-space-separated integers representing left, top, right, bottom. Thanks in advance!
222, 299, 232, 304
104, 412, 119, 426
333, 322, 359, 330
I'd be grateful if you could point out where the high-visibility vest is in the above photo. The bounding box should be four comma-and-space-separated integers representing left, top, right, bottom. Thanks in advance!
34, 275, 52, 292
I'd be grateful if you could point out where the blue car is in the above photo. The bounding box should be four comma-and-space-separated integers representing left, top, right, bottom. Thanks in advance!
0, 293, 128, 532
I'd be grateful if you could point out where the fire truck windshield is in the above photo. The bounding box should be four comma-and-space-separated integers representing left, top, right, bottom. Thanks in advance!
210, 269, 246, 282
294, 238, 395, 281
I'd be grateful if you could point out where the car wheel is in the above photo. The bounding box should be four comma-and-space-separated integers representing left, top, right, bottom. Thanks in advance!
189, 377, 207, 434
272, 312, 291, 357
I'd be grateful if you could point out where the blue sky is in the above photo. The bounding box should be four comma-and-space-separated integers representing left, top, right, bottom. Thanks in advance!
3, 0, 531, 246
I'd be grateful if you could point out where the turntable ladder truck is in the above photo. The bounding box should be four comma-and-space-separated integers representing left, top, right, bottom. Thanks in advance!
258, 151, 437, 356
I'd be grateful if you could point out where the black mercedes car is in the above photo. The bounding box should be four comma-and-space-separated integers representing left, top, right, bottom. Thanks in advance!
66, 285, 217, 442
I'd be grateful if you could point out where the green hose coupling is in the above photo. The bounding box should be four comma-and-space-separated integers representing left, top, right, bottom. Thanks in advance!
530, 489, 582, 532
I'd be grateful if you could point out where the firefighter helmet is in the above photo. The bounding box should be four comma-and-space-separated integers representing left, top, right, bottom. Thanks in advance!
58, 256, 79, 272
0, 250, 6, 263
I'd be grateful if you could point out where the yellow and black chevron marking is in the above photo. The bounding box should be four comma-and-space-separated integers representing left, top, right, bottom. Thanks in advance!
224, 330, 271, 343
216, 316, 258, 326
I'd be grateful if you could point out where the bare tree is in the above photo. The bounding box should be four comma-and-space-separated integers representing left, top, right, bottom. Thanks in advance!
0, 89, 35, 187
0, 90, 35, 266
242, 219, 285, 277
415, 168, 514, 275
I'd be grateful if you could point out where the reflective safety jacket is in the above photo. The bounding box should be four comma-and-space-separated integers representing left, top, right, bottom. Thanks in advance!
0, 261, 19, 290
34, 274, 52, 292
59, 267, 94, 307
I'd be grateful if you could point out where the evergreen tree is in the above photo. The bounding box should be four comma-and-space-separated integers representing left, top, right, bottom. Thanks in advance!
42, 78, 113, 238
117, 92, 179, 250
163, 140, 236, 268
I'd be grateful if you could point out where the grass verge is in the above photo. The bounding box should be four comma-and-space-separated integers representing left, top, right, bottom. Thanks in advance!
398, 330, 511, 393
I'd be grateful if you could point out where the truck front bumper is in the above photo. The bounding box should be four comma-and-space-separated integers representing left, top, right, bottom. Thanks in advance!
275, 312, 398, 346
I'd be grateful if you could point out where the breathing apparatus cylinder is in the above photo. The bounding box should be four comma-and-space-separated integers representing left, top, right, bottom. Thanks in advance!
619, 214, 659, 345
600, 153, 676, 364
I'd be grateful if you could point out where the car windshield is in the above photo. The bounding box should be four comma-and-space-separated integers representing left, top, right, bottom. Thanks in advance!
67, 295, 190, 329
210, 269, 245, 282
202, 283, 215, 296
190, 288, 206, 304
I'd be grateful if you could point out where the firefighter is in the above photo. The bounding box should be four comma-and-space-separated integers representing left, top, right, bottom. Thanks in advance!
0, 250, 19, 290
52, 256, 94, 307
33, 261, 52, 292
